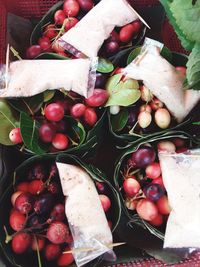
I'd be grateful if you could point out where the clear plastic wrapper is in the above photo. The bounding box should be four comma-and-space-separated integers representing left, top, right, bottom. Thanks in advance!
159, 149, 200, 249
57, 0, 140, 58
56, 162, 115, 267
123, 38, 200, 122
0, 57, 98, 98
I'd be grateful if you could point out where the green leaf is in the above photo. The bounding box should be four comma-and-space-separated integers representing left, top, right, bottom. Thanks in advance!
186, 43, 200, 90
8, 94, 44, 115
36, 52, 69, 60
20, 112, 45, 155
160, 0, 194, 51
110, 109, 129, 132
0, 100, 19, 145
97, 58, 114, 73
65, 116, 86, 146
43, 90, 55, 102
30, 1, 64, 45
170, 0, 200, 44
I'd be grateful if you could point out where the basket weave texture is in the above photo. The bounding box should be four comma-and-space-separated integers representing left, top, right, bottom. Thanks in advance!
0, 1, 199, 266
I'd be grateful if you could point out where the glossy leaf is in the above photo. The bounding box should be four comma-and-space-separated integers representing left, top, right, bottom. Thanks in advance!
0, 100, 19, 145
43, 90, 55, 102
36, 52, 69, 60
110, 109, 128, 132
97, 58, 114, 73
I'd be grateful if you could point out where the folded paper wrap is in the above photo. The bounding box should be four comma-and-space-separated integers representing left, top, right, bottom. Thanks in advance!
56, 162, 114, 267
124, 39, 200, 122
159, 150, 200, 248
58, 0, 140, 58
0, 58, 97, 98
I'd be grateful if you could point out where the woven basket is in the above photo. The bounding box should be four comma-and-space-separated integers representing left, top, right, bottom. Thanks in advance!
0, 1, 199, 266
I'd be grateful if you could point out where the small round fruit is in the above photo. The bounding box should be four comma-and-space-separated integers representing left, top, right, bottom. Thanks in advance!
44, 24, 57, 39
64, 17, 79, 31
109, 30, 120, 43
140, 85, 153, 102
123, 178, 141, 198
131, 20, 142, 34
138, 111, 152, 129
105, 41, 119, 56
150, 98, 164, 110
48, 182, 59, 194
45, 243, 61, 261
131, 146, 156, 168
26, 45, 42, 59
157, 141, 176, 153
95, 73, 107, 88
54, 10, 66, 25
172, 138, 185, 148
84, 108, 97, 126
34, 194, 54, 214
57, 247, 74, 266
119, 24, 135, 43
156, 195, 171, 215
99, 194, 111, 212
52, 133, 69, 150
143, 184, 165, 202
77, 0, 93, 12
47, 222, 69, 244
28, 163, 46, 180
16, 182, 29, 192
38, 37, 51, 51
154, 108, 171, 129
127, 108, 137, 127
63, 0, 80, 17
9, 128, 23, 144
44, 103, 65, 122
176, 66, 186, 76
9, 210, 26, 231
136, 199, 158, 221
145, 162, 161, 179
70, 103, 86, 118
39, 123, 56, 143
31, 237, 45, 251
139, 104, 152, 113
28, 180, 44, 195
110, 105, 120, 115
150, 213, 164, 226
50, 204, 65, 222
12, 232, 32, 254
85, 89, 109, 107
152, 176, 165, 188
11, 191, 23, 206
15, 193, 33, 214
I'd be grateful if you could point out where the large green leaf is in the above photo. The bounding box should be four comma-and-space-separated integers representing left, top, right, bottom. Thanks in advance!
170, 0, 200, 44
0, 100, 19, 146
8, 94, 44, 115
97, 58, 114, 73
20, 112, 45, 155
30, 1, 64, 45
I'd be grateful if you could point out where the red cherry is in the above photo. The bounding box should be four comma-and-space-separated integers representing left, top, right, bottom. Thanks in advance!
152, 176, 165, 188
57, 247, 74, 266
123, 178, 141, 198
172, 138, 185, 148
145, 162, 161, 180
50, 204, 65, 222
31, 237, 45, 251
119, 24, 135, 43
64, 17, 79, 31
131, 20, 142, 34
70, 103, 86, 118
9, 128, 23, 144
77, 0, 93, 12
15, 193, 33, 214
16, 182, 29, 192
63, 0, 80, 17
9, 210, 26, 231
84, 108, 98, 126
38, 37, 51, 51
44, 103, 65, 122
39, 123, 56, 143
12, 232, 32, 254
150, 213, 164, 226
26, 45, 42, 59
99, 194, 111, 212
52, 133, 69, 150
54, 10, 66, 25
47, 222, 69, 244
45, 243, 61, 261
11, 191, 23, 206
44, 24, 57, 39
156, 195, 171, 215
85, 89, 109, 107
28, 180, 44, 195
136, 199, 158, 221
176, 147, 188, 153
108, 30, 120, 43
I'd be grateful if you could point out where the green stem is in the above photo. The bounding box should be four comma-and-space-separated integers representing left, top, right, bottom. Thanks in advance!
34, 235, 42, 267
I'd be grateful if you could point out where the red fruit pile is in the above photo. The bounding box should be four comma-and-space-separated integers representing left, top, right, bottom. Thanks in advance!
9, 89, 109, 152
26, 0, 142, 59
6, 161, 113, 266
122, 138, 188, 227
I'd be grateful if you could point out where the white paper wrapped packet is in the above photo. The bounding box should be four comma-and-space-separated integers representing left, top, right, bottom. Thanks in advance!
56, 162, 115, 267
124, 38, 200, 122
159, 150, 200, 248
0, 58, 98, 98
57, 0, 141, 58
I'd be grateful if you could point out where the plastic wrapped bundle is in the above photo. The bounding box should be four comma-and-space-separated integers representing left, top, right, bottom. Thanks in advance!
57, 162, 115, 267
0, 58, 98, 98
